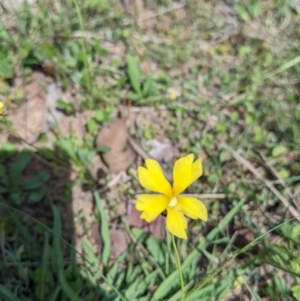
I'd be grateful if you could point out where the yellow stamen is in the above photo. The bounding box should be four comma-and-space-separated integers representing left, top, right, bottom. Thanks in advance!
168, 197, 178, 208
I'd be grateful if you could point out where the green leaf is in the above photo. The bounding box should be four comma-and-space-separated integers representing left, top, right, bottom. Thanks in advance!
0, 164, 7, 178
10, 150, 32, 173
152, 198, 245, 300
277, 169, 290, 179
77, 148, 95, 167
106, 251, 128, 283
146, 236, 165, 264
291, 284, 300, 300
35, 282, 50, 299
41, 232, 50, 270
44, 285, 61, 301
23, 171, 50, 190
94, 191, 111, 267
41, 44, 56, 57
253, 126, 264, 143
126, 91, 141, 101
134, 271, 158, 297
57, 99, 76, 115
96, 146, 111, 153
59, 140, 79, 165
0, 142, 17, 158
52, 205, 63, 271
81, 238, 100, 286
0, 57, 13, 78
142, 78, 154, 97
126, 54, 141, 94
11, 212, 35, 241
0, 185, 8, 193
86, 118, 97, 133
34, 267, 54, 284
94, 110, 105, 122
0, 285, 23, 301
16, 244, 24, 261
58, 269, 84, 301
9, 192, 23, 205
28, 191, 46, 203
248, 0, 261, 17
0, 164, 9, 187
94, 109, 111, 122
234, 4, 250, 21
272, 145, 288, 158
0, 24, 12, 43
8, 150, 31, 188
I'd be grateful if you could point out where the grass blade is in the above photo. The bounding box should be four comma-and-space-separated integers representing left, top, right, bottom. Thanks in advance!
152, 198, 245, 301
52, 205, 63, 271
0, 285, 23, 301
58, 269, 84, 301
261, 55, 300, 81
126, 54, 141, 95
94, 190, 111, 267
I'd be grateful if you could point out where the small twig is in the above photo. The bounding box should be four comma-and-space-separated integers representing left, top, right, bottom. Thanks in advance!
129, 36, 143, 57
222, 143, 300, 221
98, 171, 130, 194
258, 151, 296, 207
122, 2, 186, 26
182, 194, 226, 199
129, 105, 167, 113
72, 30, 103, 41
128, 135, 150, 160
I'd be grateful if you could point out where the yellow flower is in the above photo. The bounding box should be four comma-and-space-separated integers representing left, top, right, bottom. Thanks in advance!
168, 88, 181, 101
169, 92, 178, 101
136, 154, 208, 239
0, 102, 3, 115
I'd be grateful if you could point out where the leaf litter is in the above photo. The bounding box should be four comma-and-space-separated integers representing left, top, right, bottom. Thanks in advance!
96, 118, 135, 174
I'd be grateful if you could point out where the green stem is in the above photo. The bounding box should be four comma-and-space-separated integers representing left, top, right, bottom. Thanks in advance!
171, 234, 185, 301
71, 0, 91, 91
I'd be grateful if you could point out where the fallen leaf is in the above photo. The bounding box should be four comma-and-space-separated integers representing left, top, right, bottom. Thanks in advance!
96, 118, 127, 152
103, 149, 135, 174
96, 118, 135, 173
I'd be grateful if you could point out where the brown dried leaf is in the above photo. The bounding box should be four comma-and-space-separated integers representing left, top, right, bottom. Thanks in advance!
96, 118, 135, 173
104, 149, 135, 174
96, 118, 127, 152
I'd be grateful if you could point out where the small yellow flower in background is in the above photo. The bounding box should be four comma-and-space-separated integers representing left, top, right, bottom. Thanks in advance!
136, 154, 208, 239
169, 91, 178, 101
0, 101, 4, 115
167, 88, 181, 101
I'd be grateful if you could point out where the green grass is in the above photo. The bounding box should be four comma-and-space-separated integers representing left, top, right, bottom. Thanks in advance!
1, 0, 300, 300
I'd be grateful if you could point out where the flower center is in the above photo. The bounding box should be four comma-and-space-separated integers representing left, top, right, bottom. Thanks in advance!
168, 197, 178, 208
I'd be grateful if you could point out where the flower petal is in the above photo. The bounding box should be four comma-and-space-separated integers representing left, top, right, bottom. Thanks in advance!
177, 196, 207, 221
166, 207, 187, 239
173, 154, 203, 195
136, 194, 169, 222
138, 159, 172, 197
